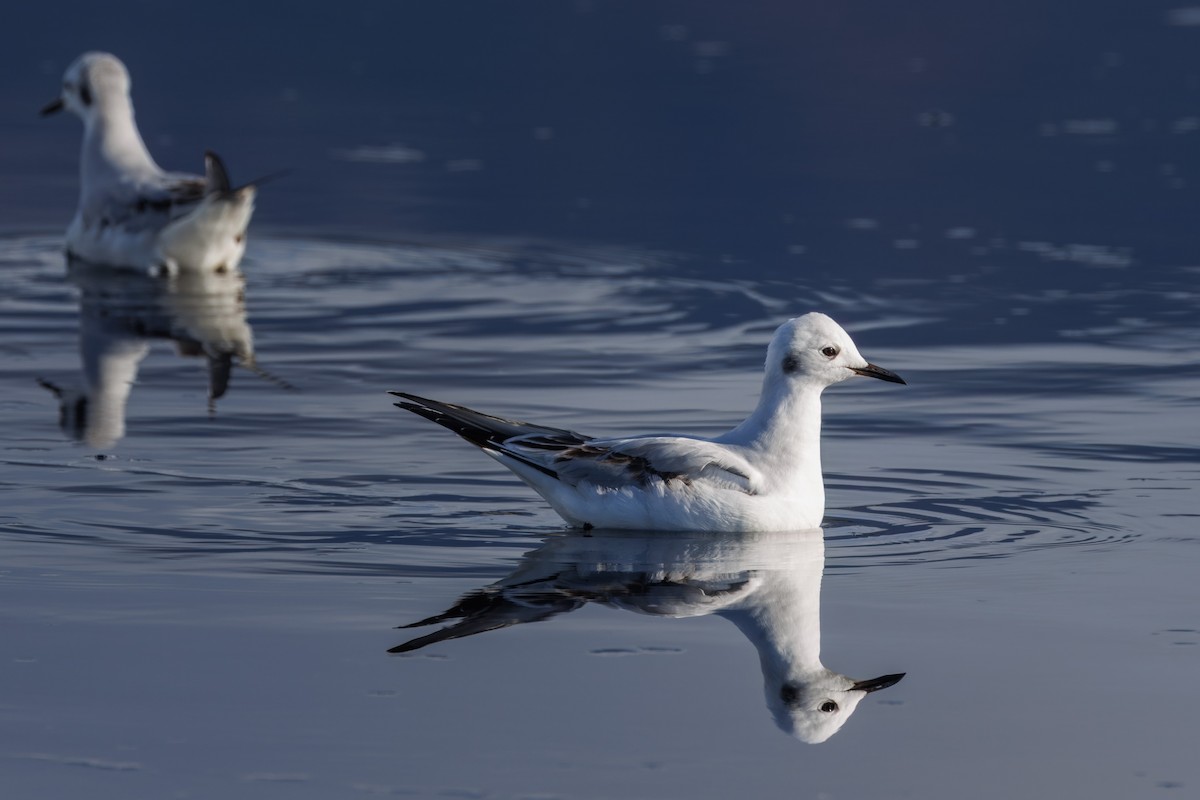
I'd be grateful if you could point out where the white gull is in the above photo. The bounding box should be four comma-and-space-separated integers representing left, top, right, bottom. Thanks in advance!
42, 52, 255, 274
392, 312, 905, 532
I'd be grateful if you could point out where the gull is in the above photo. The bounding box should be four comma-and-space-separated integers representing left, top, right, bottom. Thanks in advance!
392, 312, 905, 532
42, 52, 255, 274
390, 528, 905, 743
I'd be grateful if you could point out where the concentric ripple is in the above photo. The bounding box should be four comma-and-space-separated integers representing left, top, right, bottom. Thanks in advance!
824, 468, 1135, 569
0, 232, 1168, 580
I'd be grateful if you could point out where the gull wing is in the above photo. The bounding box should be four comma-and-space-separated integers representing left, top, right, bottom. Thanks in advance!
389, 584, 583, 653
388, 570, 754, 653
79, 151, 241, 233
393, 393, 759, 494
81, 175, 208, 233
578, 573, 758, 616
545, 436, 760, 494
391, 392, 592, 479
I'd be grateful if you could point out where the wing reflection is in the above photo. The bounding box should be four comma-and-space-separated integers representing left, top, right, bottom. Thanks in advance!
392, 529, 905, 743
39, 256, 286, 448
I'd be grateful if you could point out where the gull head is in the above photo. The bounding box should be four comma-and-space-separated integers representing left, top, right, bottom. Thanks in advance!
766, 312, 905, 389
41, 52, 132, 120
769, 670, 906, 743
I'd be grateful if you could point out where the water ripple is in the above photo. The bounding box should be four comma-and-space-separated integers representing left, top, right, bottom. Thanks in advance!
2, 232, 1185, 581
824, 469, 1132, 569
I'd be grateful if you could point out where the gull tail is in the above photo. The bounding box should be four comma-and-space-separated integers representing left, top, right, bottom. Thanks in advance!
157, 152, 258, 273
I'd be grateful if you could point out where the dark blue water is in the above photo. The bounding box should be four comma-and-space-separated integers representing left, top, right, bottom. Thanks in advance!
3, 3, 1199, 799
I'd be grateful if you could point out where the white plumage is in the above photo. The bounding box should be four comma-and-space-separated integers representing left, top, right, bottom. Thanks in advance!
43, 52, 254, 274
393, 312, 906, 532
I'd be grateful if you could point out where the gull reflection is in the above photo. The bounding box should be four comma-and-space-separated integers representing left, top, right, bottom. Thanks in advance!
392, 529, 904, 743
39, 256, 284, 448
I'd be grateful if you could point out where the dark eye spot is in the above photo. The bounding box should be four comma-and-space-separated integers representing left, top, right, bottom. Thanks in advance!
780, 684, 800, 704
781, 355, 799, 374
79, 84, 93, 106
819, 701, 838, 713
820, 346, 839, 358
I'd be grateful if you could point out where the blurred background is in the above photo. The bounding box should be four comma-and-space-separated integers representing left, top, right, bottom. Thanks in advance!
7, 1, 1200, 272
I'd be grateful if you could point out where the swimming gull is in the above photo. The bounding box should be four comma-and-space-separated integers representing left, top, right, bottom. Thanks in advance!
392, 312, 905, 532
42, 52, 255, 274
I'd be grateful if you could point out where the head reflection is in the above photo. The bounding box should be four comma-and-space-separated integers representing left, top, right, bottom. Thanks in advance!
39, 256, 281, 448
392, 529, 904, 743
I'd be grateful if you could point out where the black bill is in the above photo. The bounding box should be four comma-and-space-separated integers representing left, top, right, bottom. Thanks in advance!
40, 98, 65, 116
850, 672, 906, 693
851, 363, 906, 385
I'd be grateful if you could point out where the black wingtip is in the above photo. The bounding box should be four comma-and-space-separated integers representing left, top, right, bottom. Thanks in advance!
203, 151, 287, 195
204, 150, 233, 194
36, 377, 64, 397
240, 167, 291, 190
387, 391, 568, 481
389, 392, 439, 417
239, 360, 297, 392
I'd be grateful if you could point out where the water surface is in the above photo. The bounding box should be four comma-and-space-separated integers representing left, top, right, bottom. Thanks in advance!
3, 3, 1200, 798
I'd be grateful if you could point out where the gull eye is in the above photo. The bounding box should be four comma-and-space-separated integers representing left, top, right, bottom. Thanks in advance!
820, 346, 839, 358
819, 701, 838, 713
79, 84, 92, 106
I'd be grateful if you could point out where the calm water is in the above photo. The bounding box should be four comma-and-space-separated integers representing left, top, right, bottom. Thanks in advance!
3, 3, 1200, 799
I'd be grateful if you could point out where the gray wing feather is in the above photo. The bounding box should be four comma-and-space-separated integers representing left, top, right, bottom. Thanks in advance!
82, 176, 207, 233
393, 393, 758, 494
389, 584, 583, 653
512, 435, 760, 493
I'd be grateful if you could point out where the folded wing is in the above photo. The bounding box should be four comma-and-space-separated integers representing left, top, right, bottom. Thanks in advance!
79, 151, 242, 234
545, 435, 759, 493
393, 392, 759, 494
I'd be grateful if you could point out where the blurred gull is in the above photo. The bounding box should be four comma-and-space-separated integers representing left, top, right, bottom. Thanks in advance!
37, 258, 291, 448
393, 312, 905, 532
42, 52, 255, 274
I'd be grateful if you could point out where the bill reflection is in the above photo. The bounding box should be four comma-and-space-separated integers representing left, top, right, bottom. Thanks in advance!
392, 529, 905, 743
